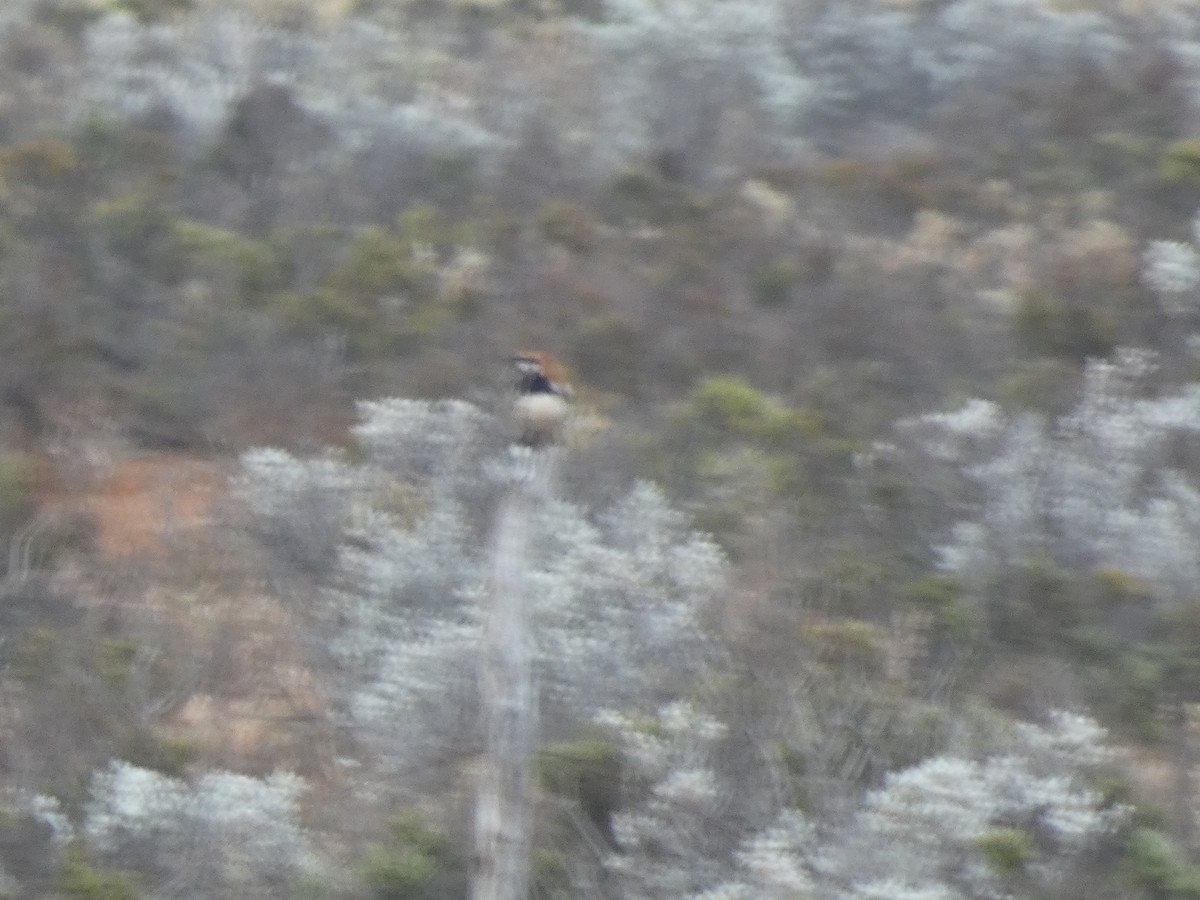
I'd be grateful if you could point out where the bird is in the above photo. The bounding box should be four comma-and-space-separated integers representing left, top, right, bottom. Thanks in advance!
511, 351, 571, 449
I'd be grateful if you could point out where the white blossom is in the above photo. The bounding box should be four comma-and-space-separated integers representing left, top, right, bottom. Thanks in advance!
235, 398, 726, 775
85, 762, 314, 897
817, 712, 1128, 898
1144, 240, 1200, 307
24, 793, 73, 847
601, 702, 732, 899
906, 350, 1200, 600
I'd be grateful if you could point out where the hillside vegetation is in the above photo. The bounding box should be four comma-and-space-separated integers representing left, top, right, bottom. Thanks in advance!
4, 0, 1200, 897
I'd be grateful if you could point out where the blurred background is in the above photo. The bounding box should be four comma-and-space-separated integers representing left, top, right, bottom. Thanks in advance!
2, 0, 1200, 898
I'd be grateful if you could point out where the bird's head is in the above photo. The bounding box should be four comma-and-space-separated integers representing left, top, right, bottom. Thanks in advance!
511, 351, 571, 397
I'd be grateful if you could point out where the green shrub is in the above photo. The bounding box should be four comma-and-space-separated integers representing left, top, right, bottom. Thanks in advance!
362, 810, 465, 900
0, 452, 43, 535
903, 573, 973, 636
108, 0, 194, 23
539, 738, 621, 842
307, 208, 469, 358
120, 728, 201, 778
1124, 827, 1200, 898
97, 639, 138, 691
1110, 650, 1166, 740
173, 221, 285, 305
801, 618, 888, 677
363, 847, 436, 900
674, 375, 820, 447
58, 853, 141, 900
976, 827, 1033, 876
538, 201, 600, 254
988, 556, 1082, 648
1013, 289, 1114, 361
531, 848, 571, 900
997, 357, 1080, 414
327, 225, 427, 302
8, 627, 60, 686
605, 165, 704, 224
89, 183, 176, 267
751, 257, 801, 307
1160, 139, 1200, 187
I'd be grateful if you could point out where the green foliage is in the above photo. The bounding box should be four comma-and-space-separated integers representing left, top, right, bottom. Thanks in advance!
539, 737, 621, 841
988, 555, 1082, 648
802, 618, 887, 677
74, 115, 175, 178
173, 221, 285, 304
89, 181, 176, 267
1160, 139, 1200, 187
531, 848, 572, 900
1124, 827, 1200, 899
0, 453, 43, 535
1110, 650, 1167, 741
58, 853, 141, 900
303, 207, 470, 358
97, 638, 138, 690
750, 257, 802, 307
651, 375, 858, 548
107, 0, 194, 23
975, 826, 1033, 876
363, 846, 435, 900
8, 627, 61, 685
605, 165, 705, 225
539, 201, 600, 253
328, 225, 427, 301
1149, 601, 1200, 701
902, 573, 959, 611
997, 357, 1080, 414
120, 727, 202, 778
674, 375, 821, 447
362, 810, 465, 900
1013, 289, 1114, 362
903, 573, 973, 636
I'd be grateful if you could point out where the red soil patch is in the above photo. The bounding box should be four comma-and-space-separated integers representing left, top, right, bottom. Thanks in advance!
43, 455, 228, 559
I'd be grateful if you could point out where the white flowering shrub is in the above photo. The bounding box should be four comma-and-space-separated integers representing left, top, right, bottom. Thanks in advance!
233, 447, 369, 575
24, 792, 73, 847
599, 711, 1124, 899
696, 810, 816, 900
895, 349, 1200, 602
84, 761, 314, 899
816, 711, 1127, 900
351, 398, 491, 486
236, 399, 726, 774
1144, 240, 1200, 299
690, 712, 1123, 900
573, 0, 812, 169
1143, 211, 1200, 315
789, 0, 1132, 131
559, 0, 1143, 173
14, 0, 1177, 188
75, 9, 501, 163
597, 702, 733, 899
341, 480, 725, 769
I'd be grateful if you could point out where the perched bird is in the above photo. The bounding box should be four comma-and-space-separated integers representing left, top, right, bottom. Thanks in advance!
511, 351, 571, 448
